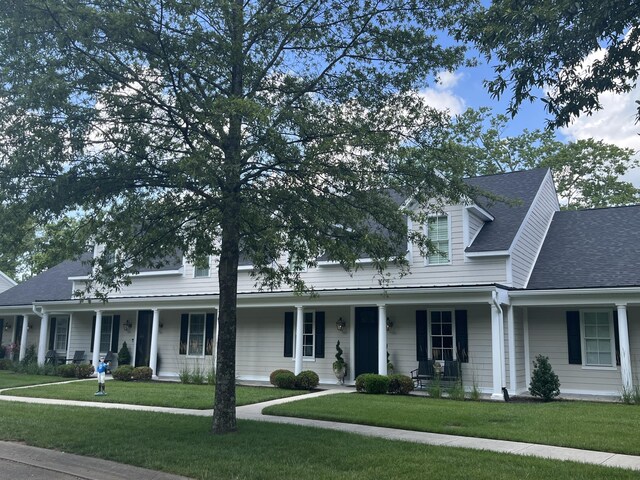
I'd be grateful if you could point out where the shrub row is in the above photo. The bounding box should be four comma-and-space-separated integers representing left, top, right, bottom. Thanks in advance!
112, 365, 153, 381
269, 369, 319, 390
356, 373, 414, 395
57, 363, 94, 379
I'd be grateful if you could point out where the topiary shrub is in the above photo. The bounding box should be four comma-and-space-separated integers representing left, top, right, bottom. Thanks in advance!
529, 354, 560, 401
57, 364, 77, 378
295, 370, 319, 390
132, 366, 153, 381
270, 369, 294, 386
273, 370, 296, 389
0, 359, 14, 370
387, 374, 414, 395
118, 342, 131, 365
75, 363, 94, 379
355, 373, 390, 394
112, 365, 134, 381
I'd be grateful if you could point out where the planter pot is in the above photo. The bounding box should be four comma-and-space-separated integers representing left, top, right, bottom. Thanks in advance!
333, 365, 347, 384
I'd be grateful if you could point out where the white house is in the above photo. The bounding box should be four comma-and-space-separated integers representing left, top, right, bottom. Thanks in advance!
0, 168, 638, 399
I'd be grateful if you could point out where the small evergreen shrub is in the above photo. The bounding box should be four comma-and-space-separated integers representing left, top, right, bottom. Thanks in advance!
75, 363, 94, 379
273, 370, 297, 389
387, 374, 414, 395
355, 374, 390, 394
112, 365, 134, 381
57, 364, 77, 378
21, 345, 37, 366
118, 342, 131, 365
132, 366, 153, 381
529, 354, 560, 401
295, 370, 319, 390
0, 359, 13, 370
270, 369, 293, 386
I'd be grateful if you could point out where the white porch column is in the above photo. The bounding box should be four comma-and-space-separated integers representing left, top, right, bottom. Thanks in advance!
213, 307, 219, 373
617, 304, 633, 392
378, 304, 387, 375
149, 309, 160, 378
37, 312, 49, 365
490, 301, 504, 400
506, 305, 516, 393
294, 306, 304, 375
523, 308, 531, 388
92, 310, 103, 367
19, 314, 29, 361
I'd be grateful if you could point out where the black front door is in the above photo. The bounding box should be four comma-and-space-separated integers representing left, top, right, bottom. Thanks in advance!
135, 310, 153, 367
355, 307, 378, 377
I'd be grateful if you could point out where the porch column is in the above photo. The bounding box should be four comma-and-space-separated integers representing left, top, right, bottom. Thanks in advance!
616, 304, 633, 392
490, 301, 504, 400
213, 307, 219, 373
378, 304, 387, 375
523, 308, 531, 387
506, 305, 516, 392
294, 306, 304, 375
149, 308, 160, 378
19, 314, 29, 361
92, 310, 103, 367
37, 312, 49, 365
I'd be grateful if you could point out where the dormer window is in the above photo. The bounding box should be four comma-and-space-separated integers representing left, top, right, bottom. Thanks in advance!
194, 257, 211, 278
426, 215, 450, 265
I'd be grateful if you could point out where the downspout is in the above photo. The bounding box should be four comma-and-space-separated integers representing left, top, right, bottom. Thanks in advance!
32, 305, 44, 318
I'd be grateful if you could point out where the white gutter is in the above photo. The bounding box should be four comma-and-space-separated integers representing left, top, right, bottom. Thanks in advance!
32, 305, 44, 318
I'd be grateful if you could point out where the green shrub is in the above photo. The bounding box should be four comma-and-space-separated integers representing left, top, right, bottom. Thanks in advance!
272, 370, 296, 389
112, 365, 134, 381
427, 377, 442, 399
0, 359, 14, 370
178, 366, 191, 384
132, 366, 153, 381
448, 380, 466, 401
355, 374, 389, 394
387, 374, 414, 395
206, 369, 216, 385
117, 342, 131, 365
270, 369, 293, 386
190, 364, 205, 384
57, 364, 77, 378
295, 370, 319, 390
75, 363, 94, 379
529, 354, 560, 401
21, 345, 37, 366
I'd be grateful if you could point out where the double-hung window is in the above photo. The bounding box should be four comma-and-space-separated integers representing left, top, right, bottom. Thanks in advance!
188, 313, 206, 356
302, 312, 315, 358
194, 257, 210, 278
100, 315, 113, 353
55, 317, 69, 351
426, 215, 450, 265
582, 311, 614, 367
430, 310, 454, 361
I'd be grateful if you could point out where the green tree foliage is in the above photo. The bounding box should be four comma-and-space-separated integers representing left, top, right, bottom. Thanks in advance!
451, 108, 639, 208
459, 1, 640, 127
0, 1, 473, 433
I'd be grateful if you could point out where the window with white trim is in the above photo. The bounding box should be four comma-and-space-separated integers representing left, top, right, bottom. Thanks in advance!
426, 215, 450, 265
430, 310, 454, 361
194, 257, 210, 277
302, 312, 315, 358
188, 313, 206, 356
99, 315, 113, 353
55, 317, 69, 351
582, 311, 614, 366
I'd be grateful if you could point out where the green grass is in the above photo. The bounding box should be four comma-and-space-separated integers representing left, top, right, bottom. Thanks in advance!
0, 371, 68, 389
263, 393, 640, 455
1, 379, 304, 408
0, 402, 637, 480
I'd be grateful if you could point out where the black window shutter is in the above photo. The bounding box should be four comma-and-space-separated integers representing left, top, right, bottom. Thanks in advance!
205, 313, 215, 355
180, 314, 189, 355
613, 310, 620, 366
0, 319, 3, 344
416, 310, 428, 361
284, 312, 294, 358
315, 312, 325, 358
455, 310, 469, 363
48, 317, 57, 350
90, 316, 96, 352
111, 315, 120, 352
566, 311, 581, 365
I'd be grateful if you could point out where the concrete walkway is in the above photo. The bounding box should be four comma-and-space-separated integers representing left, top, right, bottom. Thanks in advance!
1, 383, 640, 475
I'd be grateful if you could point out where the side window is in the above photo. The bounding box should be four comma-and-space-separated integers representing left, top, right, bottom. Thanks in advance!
55, 317, 69, 351
194, 257, 210, 278
430, 310, 454, 361
426, 215, 450, 265
582, 311, 614, 367
188, 313, 206, 356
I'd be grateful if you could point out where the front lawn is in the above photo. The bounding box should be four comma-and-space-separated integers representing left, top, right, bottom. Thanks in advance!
0, 402, 637, 480
263, 393, 640, 456
0, 371, 68, 389
1, 379, 305, 408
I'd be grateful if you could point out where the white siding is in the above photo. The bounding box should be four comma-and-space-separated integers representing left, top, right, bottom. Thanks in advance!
466, 209, 486, 248
509, 171, 559, 288
0, 272, 15, 293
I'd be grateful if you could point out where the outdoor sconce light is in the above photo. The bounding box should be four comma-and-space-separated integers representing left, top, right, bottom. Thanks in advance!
336, 317, 346, 332
27, 323, 33, 331
386, 317, 394, 331
4, 323, 11, 331
123, 319, 133, 332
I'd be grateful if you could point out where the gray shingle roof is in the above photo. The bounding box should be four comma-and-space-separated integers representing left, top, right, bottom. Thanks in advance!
0, 255, 91, 307
527, 205, 640, 289
465, 168, 550, 252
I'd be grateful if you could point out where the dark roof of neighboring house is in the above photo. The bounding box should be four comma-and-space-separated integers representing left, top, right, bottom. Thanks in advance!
465, 168, 550, 253
527, 205, 640, 289
0, 255, 91, 307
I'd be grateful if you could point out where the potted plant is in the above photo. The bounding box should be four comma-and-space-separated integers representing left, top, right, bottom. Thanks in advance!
332, 340, 347, 384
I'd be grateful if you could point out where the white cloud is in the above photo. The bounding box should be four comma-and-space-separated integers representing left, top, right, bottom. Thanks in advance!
418, 71, 466, 115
